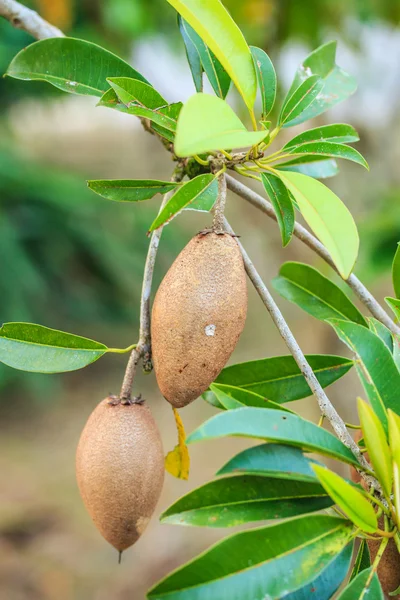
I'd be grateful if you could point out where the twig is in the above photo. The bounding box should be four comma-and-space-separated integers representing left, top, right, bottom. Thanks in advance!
212, 173, 227, 233
226, 174, 400, 336
0, 0, 64, 39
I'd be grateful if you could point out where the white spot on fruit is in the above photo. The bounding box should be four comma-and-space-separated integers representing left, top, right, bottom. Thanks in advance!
205, 324, 216, 336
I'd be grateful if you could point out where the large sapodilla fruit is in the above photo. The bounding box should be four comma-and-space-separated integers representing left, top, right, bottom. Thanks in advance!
76, 397, 164, 553
151, 231, 247, 408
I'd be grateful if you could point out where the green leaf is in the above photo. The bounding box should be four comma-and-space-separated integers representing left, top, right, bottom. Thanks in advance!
358, 398, 392, 496
279, 171, 359, 279
329, 319, 400, 429
276, 156, 339, 179
287, 41, 357, 123
161, 474, 332, 527
107, 77, 167, 108
209, 383, 292, 411
0, 323, 107, 373
148, 173, 218, 231
283, 124, 360, 150
187, 407, 360, 466
337, 567, 384, 600
313, 465, 377, 532
350, 540, 371, 581
178, 15, 203, 92
6, 37, 148, 96
87, 179, 180, 202
215, 354, 353, 403
261, 173, 295, 247
392, 243, 400, 299
272, 262, 367, 325
179, 18, 230, 98
148, 515, 353, 600
286, 141, 368, 170
388, 410, 400, 518
279, 75, 324, 127
174, 93, 266, 157
218, 443, 320, 483
385, 297, 400, 322
367, 318, 394, 352
250, 46, 277, 117
165, 0, 257, 110
393, 335, 400, 373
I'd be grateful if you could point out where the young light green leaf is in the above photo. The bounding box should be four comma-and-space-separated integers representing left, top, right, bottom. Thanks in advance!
215, 354, 353, 403
0, 323, 107, 373
179, 18, 230, 98
166, 0, 257, 110
276, 156, 339, 179
218, 443, 320, 483
388, 409, 400, 518
107, 77, 167, 108
279, 75, 324, 127
286, 41, 357, 123
392, 243, 400, 299
329, 319, 400, 428
187, 407, 360, 466
6, 37, 148, 96
87, 179, 180, 202
385, 297, 400, 322
149, 173, 217, 231
250, 46, 277, 117
357, 399, 392, 497
279, 171, 359, 278
337, 567, 384, 600
178, 15, 203, 92
313, 465, 377, 532
261, 172, 295, 247
148, 515, 353, 600
367, 318, 394, 352
283, 124, 359, 150
209, 383, 291, 411
350, 540, 371, 581
286, 141, 368, 170
174, 93, 266, 157
272, 262, 367, 325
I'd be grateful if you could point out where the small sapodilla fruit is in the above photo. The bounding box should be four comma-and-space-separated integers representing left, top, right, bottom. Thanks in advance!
151, 231, 247, 408
76, 396, 164, 554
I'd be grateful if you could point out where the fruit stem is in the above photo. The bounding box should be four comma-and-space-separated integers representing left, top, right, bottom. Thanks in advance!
212, 173, 227, 234
118, 550, 123, 564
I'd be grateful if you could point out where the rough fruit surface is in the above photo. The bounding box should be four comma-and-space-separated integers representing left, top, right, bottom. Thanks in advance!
76, 398, 164, 551
151, 232, 247, 408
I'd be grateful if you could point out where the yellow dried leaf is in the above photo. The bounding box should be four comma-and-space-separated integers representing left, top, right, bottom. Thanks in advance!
165, 407, 190, 480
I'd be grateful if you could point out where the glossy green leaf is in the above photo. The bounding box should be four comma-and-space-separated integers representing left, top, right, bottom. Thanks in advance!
272, 262, 367, 325
202, 390, 225, 410
388, 410, 400, 518
6, 37, 148, 96
367, 318, 394, 352
279, 171, 359, 278
107, 77, 166, 108
178, 15, 203, 92
148, 173, 217, 231
392, 243, 400, 299
337, 567, 383, 600
287, 141, 368, 169
218, 443, 320, 483
0, 323, 107, 373
283, 542, 353, 600
215, 354, 353, 403
329, 319, 400, 428
161, 474, 332, 527
279, 75, 324, 127
250, 46, 276, 117
276, 156, 339, 179
385, 297, 400, 322
261, 173, 295, 247
148, 515, 353, 600
87, 179, 179, 202
313, 465, 377, 532
179, 18, 230, 98
174, 93, 266, 157
166, 0, 256, 110
287, 41, 357, 124
187, 407, 360, 466
350, 540, 371, 581
358, 399, 392, 496
283, 124, 359, 150
209, 383, 291, 411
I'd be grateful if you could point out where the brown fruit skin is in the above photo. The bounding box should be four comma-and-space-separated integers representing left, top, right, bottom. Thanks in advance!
151, 232, 248, 408
76, 398, 164, 552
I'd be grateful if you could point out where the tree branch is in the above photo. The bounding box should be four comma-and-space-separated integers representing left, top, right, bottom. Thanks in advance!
226, 174, 400, 337
0, 0, 64, 39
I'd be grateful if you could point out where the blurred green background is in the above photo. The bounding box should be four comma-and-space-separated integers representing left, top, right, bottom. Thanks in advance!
1, 1, 400, 598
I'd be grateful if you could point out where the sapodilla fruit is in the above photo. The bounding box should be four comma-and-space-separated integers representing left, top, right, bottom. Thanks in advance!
76, 397, 164, 554
151, 231, 247, 408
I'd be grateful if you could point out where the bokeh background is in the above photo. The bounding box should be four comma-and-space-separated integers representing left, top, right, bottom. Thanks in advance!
2, 1, 400, 598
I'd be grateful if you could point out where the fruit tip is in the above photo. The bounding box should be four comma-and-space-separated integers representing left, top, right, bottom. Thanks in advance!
118, 550, 123, 564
